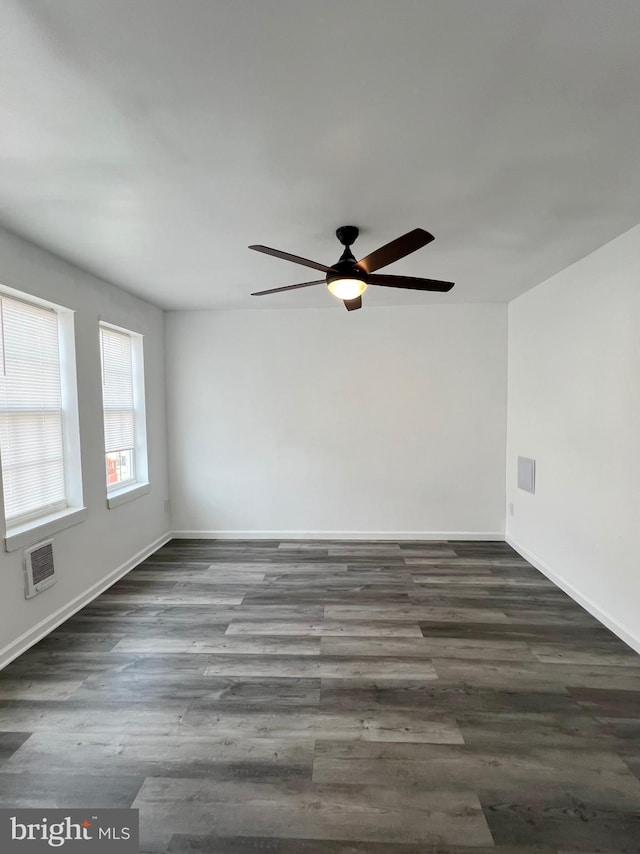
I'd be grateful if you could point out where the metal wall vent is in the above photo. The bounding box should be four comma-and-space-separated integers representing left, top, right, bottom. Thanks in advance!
23, 539, 56, 599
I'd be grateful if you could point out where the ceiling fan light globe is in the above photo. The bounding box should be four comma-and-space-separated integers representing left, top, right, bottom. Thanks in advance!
327, 278, 367, 300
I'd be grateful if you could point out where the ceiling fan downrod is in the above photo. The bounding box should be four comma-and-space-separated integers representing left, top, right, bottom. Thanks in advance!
333, 225, 361, 273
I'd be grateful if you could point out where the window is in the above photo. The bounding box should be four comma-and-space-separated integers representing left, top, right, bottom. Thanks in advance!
0, 290, 85, 550
99, 323, 149, 507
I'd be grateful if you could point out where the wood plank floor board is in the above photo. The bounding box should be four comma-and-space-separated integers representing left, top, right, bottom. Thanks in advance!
622, 754, 640, 784
319, 683, 584, 714
411, 575, 557, 587
568, 687, 640, 718
241, 593, 415, 605
325, 605, 510, 623
112, 636, 322, 656
0, 678, 85, 700
0, 698, 190, 733
532, 647, 640, 667
419, 620, 618, 643
0, 771, 144, 809
203, 655, 439, 681
0, 652, 144, 679
432, 658, 640, 692
404, 557, 530, 566
54, 618, 233, 638
261, 575, 414, 588
0, 537, 638, 852
455, 710, 637, 751
481, 796, 640, 850
178, 708, 464, 745
499, 607, 603, 626
76, 603, 326, 621
130, 572, 268, 585
311, 741, 640, 810
72, 674, 248, 703
216, 563, 350, 573
132, 777, 494, 850
330, 546, 456, 558
225, 620, 424, 638
0, 731, 31, 767
1, 731, 315, 781
320, 636, 537, 661
97, 593, 245, 605
185, 678, 321, 711
165, 837, 555, 854
410, 596, 572, 611
24, 630, 127, 652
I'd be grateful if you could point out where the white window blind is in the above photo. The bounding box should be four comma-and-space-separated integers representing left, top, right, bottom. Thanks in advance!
100, 325, 136, 486
0, 296, 67, 526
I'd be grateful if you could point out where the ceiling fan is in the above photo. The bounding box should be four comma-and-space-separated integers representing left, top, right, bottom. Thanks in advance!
249, 226, 454, 311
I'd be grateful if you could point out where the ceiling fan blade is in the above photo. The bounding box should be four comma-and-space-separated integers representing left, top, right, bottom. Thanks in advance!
251, 279, 325, 296
343, 296, 362, 311
367, 274, 454, 292
356, 228, 434, 274
249, 245, 335, 274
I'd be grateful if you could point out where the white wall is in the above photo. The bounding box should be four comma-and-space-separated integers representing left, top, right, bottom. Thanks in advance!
0, 227, 170, 666
506, 224, 640, 652
167, 304, 507, 538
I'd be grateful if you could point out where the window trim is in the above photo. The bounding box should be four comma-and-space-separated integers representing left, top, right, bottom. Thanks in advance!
106, 481, 150, 510
0, 285, 86, 552
99, 320, 149, 509
5, 506, 88, 552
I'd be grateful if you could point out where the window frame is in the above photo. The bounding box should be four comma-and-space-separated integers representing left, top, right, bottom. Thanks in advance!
0, 285, 86, 552
99, 321, 149, 509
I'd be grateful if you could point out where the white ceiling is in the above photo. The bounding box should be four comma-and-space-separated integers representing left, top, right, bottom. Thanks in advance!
1, 0, 639, 310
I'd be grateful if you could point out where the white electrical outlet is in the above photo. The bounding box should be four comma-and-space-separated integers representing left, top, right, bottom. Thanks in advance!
509, 502, 515, 516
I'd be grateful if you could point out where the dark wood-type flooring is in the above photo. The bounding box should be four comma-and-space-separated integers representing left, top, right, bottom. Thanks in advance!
1, 539, 639, 852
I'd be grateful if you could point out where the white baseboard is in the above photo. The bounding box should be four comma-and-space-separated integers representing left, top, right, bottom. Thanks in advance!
171, 530, 505, 541
506, 535, 640, 655
0, 532, 172, 671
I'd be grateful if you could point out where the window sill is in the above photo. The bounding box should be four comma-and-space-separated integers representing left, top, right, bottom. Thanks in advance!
107, 481, 150, 509
5, 506, 88, 552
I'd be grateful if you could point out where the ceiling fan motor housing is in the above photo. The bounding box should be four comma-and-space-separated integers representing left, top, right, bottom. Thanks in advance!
328, 225, 364, 284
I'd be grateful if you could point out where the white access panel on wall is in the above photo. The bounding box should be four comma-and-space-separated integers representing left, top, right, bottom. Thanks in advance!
517, 456, 536, 494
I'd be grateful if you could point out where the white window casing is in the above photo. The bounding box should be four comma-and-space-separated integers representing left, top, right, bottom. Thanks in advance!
99, 322, 149, 507
0, 289, 85, 552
